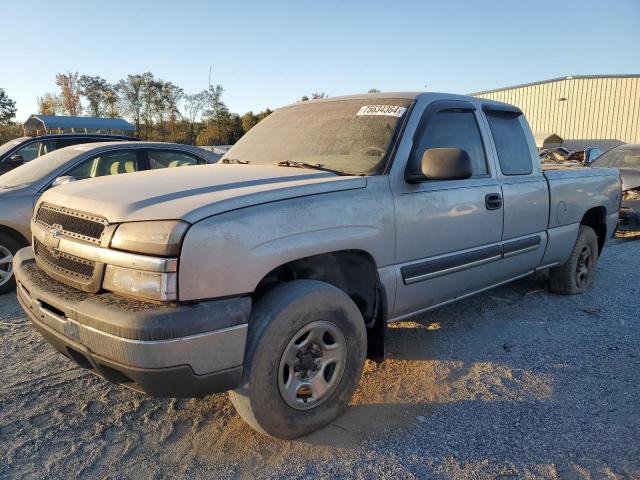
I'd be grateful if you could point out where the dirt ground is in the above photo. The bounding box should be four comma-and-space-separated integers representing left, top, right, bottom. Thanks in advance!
1, 235, 639, 479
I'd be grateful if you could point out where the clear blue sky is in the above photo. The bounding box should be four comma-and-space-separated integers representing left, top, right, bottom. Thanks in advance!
3, 0, 639, 121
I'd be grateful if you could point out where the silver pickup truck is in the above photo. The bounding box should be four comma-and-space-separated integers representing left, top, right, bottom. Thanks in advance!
13, 92, 621, 439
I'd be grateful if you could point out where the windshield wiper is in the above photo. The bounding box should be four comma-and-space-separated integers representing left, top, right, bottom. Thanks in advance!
277, 160, 349, 176
222, 158, 250, 164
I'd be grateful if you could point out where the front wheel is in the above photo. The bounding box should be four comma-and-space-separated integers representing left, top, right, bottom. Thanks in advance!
229, 280, 367, 439
549, 225, 599, 295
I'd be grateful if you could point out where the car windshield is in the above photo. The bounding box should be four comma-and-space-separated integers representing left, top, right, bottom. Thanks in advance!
0, 137, 30, 157
222, 98, 413, 175
0, 146, 85, 188
591, 147, 640, 168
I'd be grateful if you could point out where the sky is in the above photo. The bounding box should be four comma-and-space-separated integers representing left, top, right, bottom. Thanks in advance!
3, 0, 639, 121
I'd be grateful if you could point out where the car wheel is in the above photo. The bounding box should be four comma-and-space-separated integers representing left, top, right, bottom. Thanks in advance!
549, 225, 599, 295
0, 233, 21, 295
229, 279, 367, 439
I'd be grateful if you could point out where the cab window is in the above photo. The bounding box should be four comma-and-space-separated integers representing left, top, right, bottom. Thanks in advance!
485, 111, 533, 175
412, 110, 488, 177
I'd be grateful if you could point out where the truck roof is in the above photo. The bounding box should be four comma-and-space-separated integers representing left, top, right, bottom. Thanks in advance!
281, 91, 519, 112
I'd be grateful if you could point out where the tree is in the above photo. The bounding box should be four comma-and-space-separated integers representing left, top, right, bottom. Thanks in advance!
257, 108, 273, 121
241, 111, 259, 133
162, 82, 184, 142
140, 72, 159, 140
203, 84, 230, 144
368, 88, 381, 93
117, 74, 145, 135
103, 84, 120, 118
55, 71, 82, 116
227, 113, 244, 144
0, 88, 17, 123
203, 85, 228, 122
300, 95, 309, 102
79, 75, 108, 116
37, 93, 60, 115
184, 90, 208, 144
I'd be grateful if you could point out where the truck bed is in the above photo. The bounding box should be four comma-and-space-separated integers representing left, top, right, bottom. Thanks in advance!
543, 167, 620, 230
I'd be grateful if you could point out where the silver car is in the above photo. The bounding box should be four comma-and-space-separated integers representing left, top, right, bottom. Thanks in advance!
0, 142, 219, 293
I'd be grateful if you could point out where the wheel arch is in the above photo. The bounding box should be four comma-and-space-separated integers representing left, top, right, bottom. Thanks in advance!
252, 249, 387, 361
580, 206, 607, 253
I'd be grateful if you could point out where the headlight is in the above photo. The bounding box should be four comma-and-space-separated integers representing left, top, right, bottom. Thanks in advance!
103, 265, 177, 301
623, 188, 640, 201
110, 220, 189, 256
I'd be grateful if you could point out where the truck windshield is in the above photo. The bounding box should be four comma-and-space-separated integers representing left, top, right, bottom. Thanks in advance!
591, 147, 640, 168
222, 98, 413, 175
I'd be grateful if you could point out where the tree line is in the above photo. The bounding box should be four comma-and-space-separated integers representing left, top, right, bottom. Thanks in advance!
32, 71, 274, 145
1, 80, 382, 146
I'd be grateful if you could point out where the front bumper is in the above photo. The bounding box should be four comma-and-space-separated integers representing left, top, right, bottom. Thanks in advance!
618, 200, 640, 231
14, 247, 251, 397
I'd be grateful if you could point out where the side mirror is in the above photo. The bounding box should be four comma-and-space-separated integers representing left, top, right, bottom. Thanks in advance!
406, 148, 473, 183
7, 154, 24, 166
51, 175, 76, 188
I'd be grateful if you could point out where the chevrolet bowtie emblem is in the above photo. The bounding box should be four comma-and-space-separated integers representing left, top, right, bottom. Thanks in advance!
42, 228, 63, 249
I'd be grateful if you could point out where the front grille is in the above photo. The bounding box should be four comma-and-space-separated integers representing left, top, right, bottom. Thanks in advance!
36, 203, 108, 244
34, 238, 95, 280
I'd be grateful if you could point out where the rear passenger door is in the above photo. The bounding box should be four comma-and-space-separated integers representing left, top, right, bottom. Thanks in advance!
391, 100, 504, 318
481, 105, 549, 280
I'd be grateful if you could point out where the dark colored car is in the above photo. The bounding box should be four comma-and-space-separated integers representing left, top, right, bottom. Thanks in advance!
0, 133, 137, 175
590, 144, 640, 231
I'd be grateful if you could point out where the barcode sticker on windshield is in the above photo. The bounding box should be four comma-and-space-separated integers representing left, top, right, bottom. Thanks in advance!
357, 105, 407, 117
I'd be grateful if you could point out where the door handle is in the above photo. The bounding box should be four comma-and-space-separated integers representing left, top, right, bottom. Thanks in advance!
485, 193, 502, 210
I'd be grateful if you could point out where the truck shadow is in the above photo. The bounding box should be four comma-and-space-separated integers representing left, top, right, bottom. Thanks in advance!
301, 273, 557, 448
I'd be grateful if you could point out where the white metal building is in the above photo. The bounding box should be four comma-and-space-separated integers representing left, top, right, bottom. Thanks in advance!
472, 75, 640, 150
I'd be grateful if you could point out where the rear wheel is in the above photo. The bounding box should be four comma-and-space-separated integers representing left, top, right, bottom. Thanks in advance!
549, 225, 599, 295
229, 280, 367, 439
0, 233, 21, 295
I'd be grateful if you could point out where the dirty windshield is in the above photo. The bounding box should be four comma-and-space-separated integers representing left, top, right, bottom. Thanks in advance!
223, 98, 413, 175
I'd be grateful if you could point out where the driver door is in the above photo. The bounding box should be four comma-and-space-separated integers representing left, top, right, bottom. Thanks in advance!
391, 100, 504, 318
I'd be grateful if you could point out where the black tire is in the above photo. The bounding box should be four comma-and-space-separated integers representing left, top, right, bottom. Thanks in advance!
0, 232, 21, 295
229, 279, 367, 439
549, 225, 599, 295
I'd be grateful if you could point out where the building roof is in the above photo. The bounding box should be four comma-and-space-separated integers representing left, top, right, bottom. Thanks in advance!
470, 74, 640, 96
24, 115, 135, 133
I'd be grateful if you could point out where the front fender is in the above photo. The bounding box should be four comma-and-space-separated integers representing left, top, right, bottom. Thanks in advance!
178, 178, 394, 301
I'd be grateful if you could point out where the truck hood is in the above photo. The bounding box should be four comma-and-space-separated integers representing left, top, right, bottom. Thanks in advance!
39, 164, 367, 223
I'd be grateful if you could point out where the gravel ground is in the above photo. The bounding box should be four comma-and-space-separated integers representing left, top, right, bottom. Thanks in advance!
1, 236, 639, 479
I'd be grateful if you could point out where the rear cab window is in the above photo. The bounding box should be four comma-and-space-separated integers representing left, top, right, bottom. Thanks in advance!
484, 107, 533, 175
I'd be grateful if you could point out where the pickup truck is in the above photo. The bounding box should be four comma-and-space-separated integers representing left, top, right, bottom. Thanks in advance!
13, 92, 621, 439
